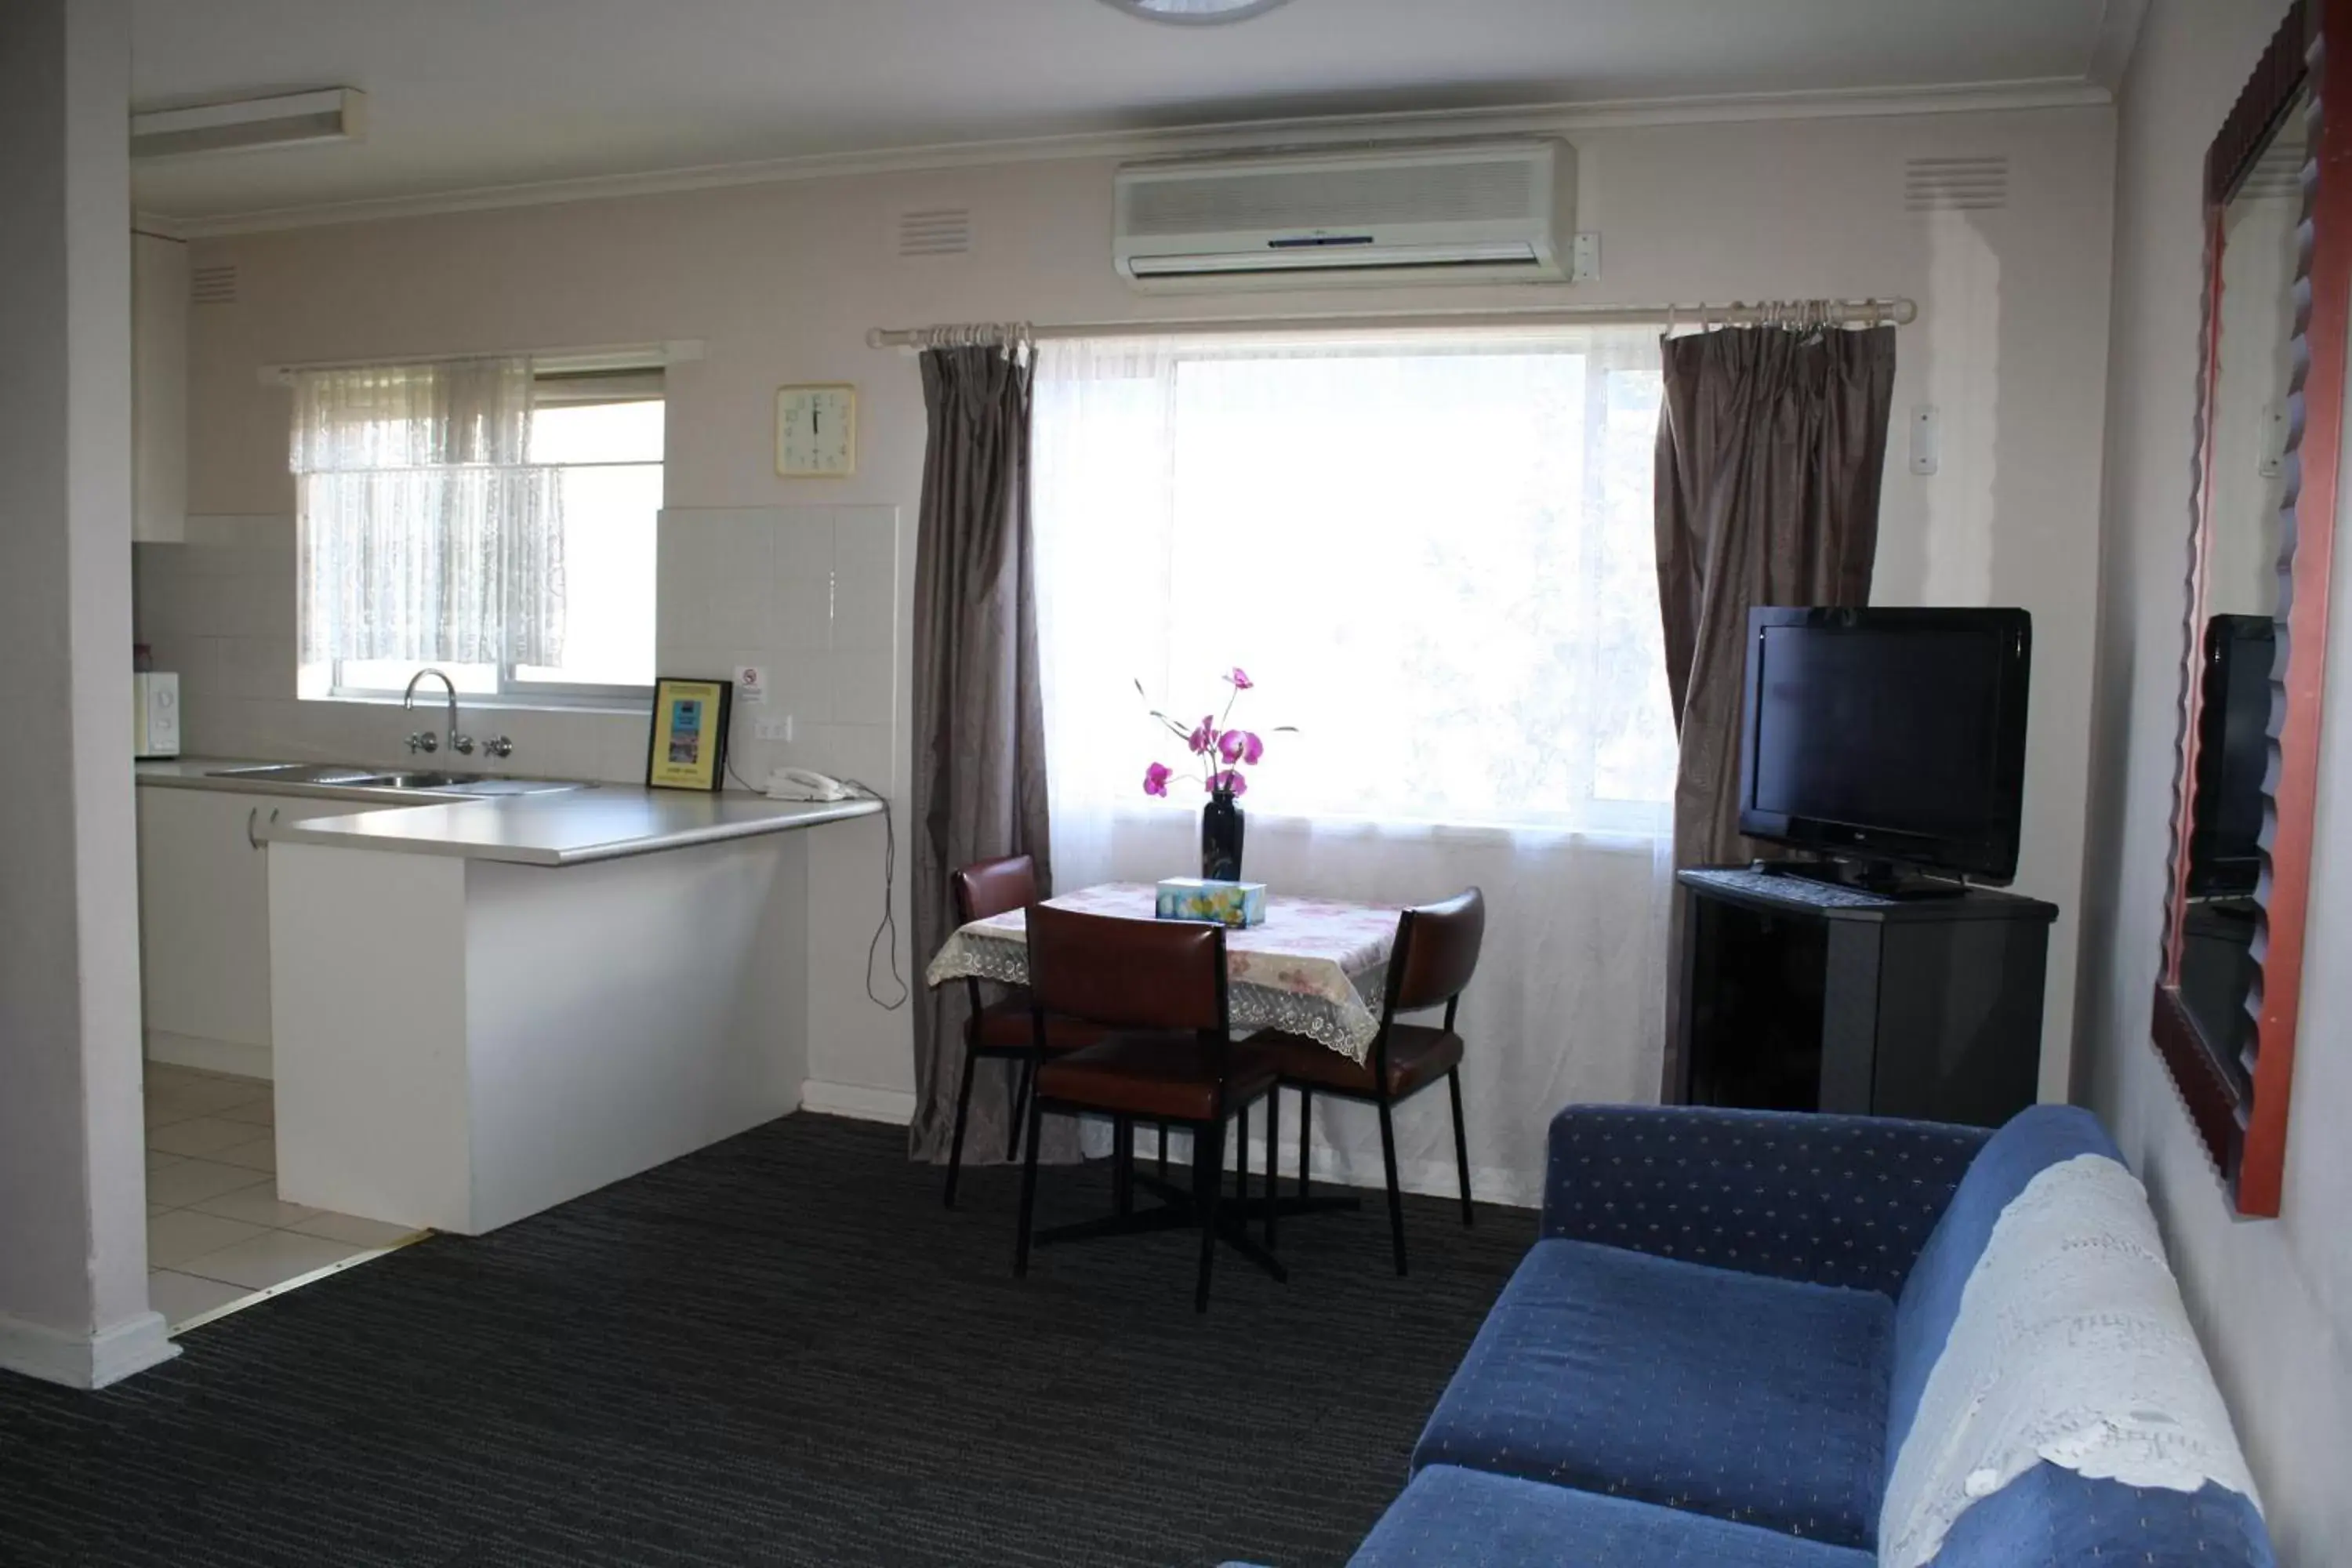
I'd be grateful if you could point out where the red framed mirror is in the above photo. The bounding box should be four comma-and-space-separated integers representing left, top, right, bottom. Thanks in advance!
2153, 0, 2345, 1217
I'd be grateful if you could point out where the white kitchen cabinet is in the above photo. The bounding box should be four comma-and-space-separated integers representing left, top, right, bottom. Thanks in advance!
132, 231, 187, 544
136, 787, 394, 1078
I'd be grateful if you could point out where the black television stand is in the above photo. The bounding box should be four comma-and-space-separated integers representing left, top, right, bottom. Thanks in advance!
1754, 858, 1970, 902
1674, 866, 2056, 1127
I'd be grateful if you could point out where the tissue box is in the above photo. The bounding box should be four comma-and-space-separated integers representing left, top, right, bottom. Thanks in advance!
1155, 878, 1268, 928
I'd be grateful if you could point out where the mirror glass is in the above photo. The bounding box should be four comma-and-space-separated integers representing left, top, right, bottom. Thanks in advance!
2176, 98, 2307, 1069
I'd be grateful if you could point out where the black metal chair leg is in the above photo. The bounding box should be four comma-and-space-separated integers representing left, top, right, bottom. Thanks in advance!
1192, 1117, 1225, 1312
1237, 1102, 1250, 1207
1298, 1087, 1312, 1201
944, 1040, 979, 1209
1114, 1116, 1134, 1216
1448, 1067, 1473, 1227
1013, 1088, 1045, 1277
1006, 1057, 1034, 1163
1376, 1097, 1407, 1276
1265, 1084, 1281, 1246
1157, 1120, 1169, 1180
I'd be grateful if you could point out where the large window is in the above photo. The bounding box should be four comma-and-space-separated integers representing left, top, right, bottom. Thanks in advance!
296, 360, 661, 705
1033, 331, 1675, 834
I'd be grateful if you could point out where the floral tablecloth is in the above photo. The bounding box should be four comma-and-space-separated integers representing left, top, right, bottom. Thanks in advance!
924, 882, 1402, 1062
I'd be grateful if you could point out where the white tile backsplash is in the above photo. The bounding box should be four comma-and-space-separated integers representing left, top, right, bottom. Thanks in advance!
769, 510, 837, 653
826, 648, 894, 726
138, 505, 900, 790
829, 506, 897, 653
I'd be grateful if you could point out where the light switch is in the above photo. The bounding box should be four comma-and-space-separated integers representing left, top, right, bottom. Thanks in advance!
1570, 231, 1601, 282
1909, 405, 1940, 476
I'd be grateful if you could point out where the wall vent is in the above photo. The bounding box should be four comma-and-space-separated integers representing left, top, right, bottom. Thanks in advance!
897, 209, 973, 258
190, 263, 238, 304
1904, 155, 2009, 212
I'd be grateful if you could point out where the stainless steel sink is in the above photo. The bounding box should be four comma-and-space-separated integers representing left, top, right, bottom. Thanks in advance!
208, 763, 385, 786
347, 771, 587, 797
206, 763, 587, 797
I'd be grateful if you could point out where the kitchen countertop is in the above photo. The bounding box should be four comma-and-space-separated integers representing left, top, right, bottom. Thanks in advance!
137, 757, 882, 867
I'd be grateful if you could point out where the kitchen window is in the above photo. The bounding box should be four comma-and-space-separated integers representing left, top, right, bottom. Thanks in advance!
293, 359, 662, 706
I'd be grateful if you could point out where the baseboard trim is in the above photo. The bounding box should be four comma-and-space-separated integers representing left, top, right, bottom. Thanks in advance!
798, 1081, 918, 1125
147, 1029, 272, 1082
0, 1309, 180, 1391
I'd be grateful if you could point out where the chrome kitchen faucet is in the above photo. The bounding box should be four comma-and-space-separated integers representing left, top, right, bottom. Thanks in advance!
403, 668, 468, 755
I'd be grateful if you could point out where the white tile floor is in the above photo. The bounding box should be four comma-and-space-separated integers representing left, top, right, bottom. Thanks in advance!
144, 1063, 426, 1332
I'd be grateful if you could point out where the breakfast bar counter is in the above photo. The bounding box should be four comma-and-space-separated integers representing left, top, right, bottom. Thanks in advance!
259, 777, 877, 1236
262, 789, 880, 866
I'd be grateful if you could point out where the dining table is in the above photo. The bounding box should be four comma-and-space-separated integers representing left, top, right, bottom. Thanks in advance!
927, 879, 1410, 1242
924, 880, 1404, 1065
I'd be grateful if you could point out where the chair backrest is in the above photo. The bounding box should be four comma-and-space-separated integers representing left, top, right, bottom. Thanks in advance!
952, 853, 1038, 925
1385, 887, 1486, 1017
1025, 902, 1229, 1035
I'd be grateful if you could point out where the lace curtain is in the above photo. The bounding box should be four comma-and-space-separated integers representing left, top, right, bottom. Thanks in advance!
292, 358, 565, 668
1030, 330, 1679, 1204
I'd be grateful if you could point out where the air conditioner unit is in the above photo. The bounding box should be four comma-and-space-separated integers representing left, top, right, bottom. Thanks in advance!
1113, 139, 1574, 289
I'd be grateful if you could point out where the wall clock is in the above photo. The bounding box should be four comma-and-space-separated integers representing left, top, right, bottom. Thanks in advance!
776, 383, 856, 477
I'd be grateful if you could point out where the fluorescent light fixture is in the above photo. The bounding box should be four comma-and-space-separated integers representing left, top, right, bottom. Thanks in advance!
1097, 0, 1294, 22
131, 89, 368, 160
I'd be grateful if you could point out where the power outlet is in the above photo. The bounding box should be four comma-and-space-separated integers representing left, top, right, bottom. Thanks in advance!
734, 665, 768, 706
753, 716, 794, 742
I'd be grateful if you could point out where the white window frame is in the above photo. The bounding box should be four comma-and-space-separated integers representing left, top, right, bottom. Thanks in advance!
321, 368, 663, 710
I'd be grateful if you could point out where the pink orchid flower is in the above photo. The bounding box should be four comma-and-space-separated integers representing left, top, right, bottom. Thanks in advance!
1218, 729, 1265, 766
1142, 761, 1172, 797
1187, 715, 1217, 755
1228, 667, 1254, 691
1207, 769, 1249, 797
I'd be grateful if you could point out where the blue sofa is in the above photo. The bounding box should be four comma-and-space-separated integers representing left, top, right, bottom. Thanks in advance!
1269, 1104, 2277, 1567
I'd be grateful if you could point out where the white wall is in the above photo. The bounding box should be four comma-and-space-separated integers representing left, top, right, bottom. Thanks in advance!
2076, 2, 2352, 1561
154, 102, 2117, 1119
0, 0, 174, 1388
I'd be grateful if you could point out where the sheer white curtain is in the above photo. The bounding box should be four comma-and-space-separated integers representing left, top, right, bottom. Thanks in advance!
292, 357, 565, 669
1033, 329, 1679, 1207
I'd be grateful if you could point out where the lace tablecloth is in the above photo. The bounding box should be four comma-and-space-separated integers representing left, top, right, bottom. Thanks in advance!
924, 882, 1400, 1062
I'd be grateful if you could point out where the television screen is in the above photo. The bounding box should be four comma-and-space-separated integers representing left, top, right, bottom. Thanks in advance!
1737, 607, 2031, 882
2187, 613, 2275, 896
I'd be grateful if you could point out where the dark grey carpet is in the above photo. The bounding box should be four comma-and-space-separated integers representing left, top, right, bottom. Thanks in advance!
0, 1113, 1535, 1568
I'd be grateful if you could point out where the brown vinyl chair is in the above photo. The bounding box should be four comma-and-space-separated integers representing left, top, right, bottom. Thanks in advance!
942, 855, 1098, 1208
1014, 903, 1285, 1312
1267, 887, 1485, 1276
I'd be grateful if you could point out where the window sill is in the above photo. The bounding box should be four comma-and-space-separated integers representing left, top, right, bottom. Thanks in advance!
307, 691, 650, 718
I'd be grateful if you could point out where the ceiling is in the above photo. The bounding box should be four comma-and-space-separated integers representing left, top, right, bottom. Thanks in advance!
131, 0, 2131, 229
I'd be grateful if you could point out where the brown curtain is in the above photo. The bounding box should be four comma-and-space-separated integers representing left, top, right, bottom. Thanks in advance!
1654, 325, 1897, 869
908, 346, 1064, 1164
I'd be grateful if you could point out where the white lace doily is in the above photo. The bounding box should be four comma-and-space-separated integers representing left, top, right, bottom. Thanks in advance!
1878, 1153, 2261, 1568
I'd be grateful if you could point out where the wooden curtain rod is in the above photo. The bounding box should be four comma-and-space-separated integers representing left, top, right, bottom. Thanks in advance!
865, 297, 1917, 350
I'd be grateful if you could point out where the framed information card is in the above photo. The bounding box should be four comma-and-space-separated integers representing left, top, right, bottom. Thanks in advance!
646, 677, 732, 792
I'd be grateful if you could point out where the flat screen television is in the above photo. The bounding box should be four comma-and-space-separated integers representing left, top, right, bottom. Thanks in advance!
1737, 606, 2032, 886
